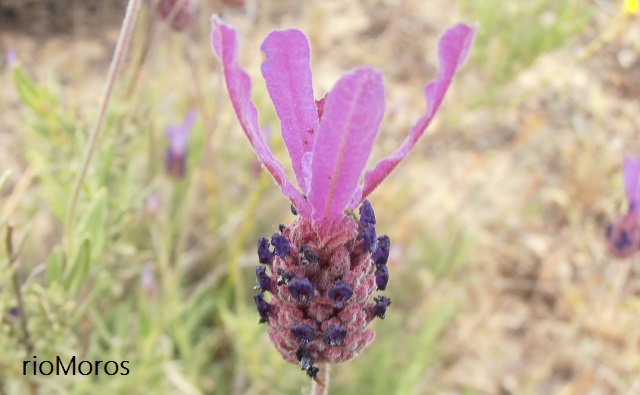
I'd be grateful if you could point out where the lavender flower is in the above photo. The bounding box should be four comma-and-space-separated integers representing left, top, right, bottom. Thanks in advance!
4, 50, 17, 70
607, 155, 640, 258
157, 0, 194, 31
165, 110, 196, 179
211, 16, 475, 379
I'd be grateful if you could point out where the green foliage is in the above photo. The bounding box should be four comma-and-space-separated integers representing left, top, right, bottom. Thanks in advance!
461, 0, 592, 88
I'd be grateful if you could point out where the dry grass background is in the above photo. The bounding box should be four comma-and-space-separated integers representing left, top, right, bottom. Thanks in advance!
1, 0, 640, 394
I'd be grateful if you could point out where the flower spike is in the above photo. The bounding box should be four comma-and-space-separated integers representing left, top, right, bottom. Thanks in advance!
211, 15, 474, 380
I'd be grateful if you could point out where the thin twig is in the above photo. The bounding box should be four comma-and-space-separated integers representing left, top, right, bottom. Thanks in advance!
65, 0, 142, 254
311, 363, 330, 395
6, 224, 36, 395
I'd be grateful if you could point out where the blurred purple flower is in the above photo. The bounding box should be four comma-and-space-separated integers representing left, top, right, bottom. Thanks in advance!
141, 263, 158, 298
607, 155, 640, 258
211, 16, 475, 379
157, 0, 194, 31
4, 50, 17, 70
165, 110, 196, 179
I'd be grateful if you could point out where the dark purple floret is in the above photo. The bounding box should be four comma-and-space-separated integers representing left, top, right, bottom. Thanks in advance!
253, 293, 272, 323
278, 224, 286, 233
359, 200, 376, 227
290, 324, 316, 344
271, 233, 291, 259
296, 347, 315, 370
277, 268, 293, 286
255, 266, 272, 292
323, 325, 348, 346
358, 225, 378, 253
306, 366, 320, 379
287, 277, 315, 303
372, 235, 390, 265
375, 264, 389, 290
291, 204, 298, 216
373, 296, 391, 319
299, 244, 320, 265
8, 306, 19, 318
257, 237, 273, 264
327, 280, 353, 309
614, 230, 633, 250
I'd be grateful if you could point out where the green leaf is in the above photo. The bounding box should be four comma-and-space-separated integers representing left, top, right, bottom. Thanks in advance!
64, 238, 91, 292
0, 170, 10, 192
78, 188, 107, 260
46, 247, 66, 285
12, 67, 41, 114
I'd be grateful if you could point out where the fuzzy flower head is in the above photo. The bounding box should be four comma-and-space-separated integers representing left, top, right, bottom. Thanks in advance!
212, 16, 475, 379
607, 155, 640, 258
165, 110, 196, 179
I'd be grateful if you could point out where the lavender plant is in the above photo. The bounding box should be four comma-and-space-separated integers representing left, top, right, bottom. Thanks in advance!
211, 16, 475, 388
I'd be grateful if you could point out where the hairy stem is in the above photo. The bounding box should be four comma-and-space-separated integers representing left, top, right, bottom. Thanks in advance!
311, 363, 330, 395
65, 0, 141, 254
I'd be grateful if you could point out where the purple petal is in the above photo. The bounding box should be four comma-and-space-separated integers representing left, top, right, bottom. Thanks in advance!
356, 23, 476, 204
309, 67, 385, 220
261, 30, 319, 194
211, 16, 311, 217
624, 155, 640, 207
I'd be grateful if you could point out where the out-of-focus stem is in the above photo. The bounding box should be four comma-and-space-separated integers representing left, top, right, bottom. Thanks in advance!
311, 363, 330, 395
6, 224, 36, 395
65, 0, 141, 254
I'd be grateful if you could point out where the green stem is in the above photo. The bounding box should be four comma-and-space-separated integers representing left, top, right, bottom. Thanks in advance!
65, 0, 141, 254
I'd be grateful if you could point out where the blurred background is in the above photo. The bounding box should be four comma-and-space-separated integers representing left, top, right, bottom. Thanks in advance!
0, 0, 639, 394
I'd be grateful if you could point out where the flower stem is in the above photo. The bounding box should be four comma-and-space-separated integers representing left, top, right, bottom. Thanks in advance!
65, 0, 141, 254
311, 363, 330, 395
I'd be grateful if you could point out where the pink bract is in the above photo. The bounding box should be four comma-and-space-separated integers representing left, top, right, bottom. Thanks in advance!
211, 16, 476, 223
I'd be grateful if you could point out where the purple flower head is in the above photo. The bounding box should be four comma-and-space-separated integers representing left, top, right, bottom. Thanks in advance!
255, 266, 272, 292
606, 155, 640, 258
287, 277, 315, 303
323, 325, 348, 347
165, 110, 196, 179
372, 235, 391, 265
327, 280, 353, 309
157, 0, 194, 31
271, 233, 291, 259
211, 16, 475, 377
290, 324, 316, 345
